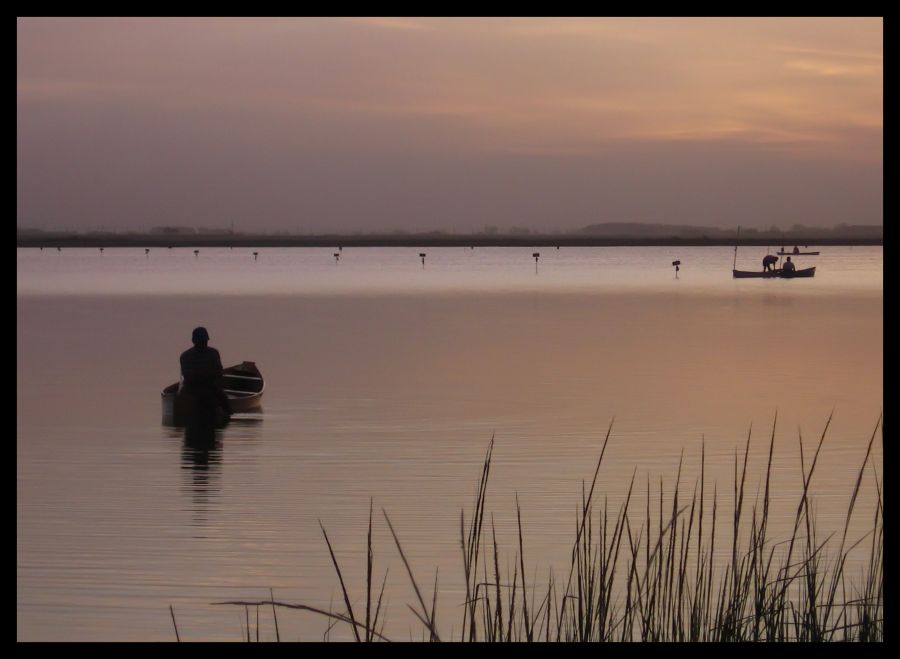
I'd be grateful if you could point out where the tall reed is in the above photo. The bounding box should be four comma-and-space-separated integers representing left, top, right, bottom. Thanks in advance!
214, 414, 883, 642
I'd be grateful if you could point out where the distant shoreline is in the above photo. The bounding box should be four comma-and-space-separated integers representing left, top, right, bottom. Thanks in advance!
15, 234, 883, 248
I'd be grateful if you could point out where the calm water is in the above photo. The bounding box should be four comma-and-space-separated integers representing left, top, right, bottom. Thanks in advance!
17, 246, 882, 641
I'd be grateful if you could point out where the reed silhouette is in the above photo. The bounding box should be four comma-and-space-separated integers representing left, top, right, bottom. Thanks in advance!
213, 414, 883, 642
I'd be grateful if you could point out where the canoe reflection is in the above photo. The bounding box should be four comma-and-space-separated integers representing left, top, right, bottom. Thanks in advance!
178, 416, 263, 530
180, 423, 223, 531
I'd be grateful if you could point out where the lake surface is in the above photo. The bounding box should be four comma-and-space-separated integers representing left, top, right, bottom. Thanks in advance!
17, 246, 883, 641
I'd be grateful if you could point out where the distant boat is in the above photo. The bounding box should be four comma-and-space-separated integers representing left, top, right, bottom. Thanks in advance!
732, 267, 816, 278
732, 227, 816, 279
777, 251, 820, 256
162, 361, 264, 425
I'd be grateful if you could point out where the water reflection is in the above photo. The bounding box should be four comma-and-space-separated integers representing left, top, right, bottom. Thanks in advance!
17, 266, 882, 640
180, 422, 223, 532
175, 417, 263, 532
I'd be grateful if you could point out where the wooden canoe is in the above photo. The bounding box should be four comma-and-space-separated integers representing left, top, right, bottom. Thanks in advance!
776, 251, 820, 256
732, 267, 816, 279
162, 361, 264, 425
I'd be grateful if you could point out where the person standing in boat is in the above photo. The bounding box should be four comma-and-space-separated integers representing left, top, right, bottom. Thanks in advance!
762, 254, 779, 272
180, 327, 232, 419
782, 256, 796, 273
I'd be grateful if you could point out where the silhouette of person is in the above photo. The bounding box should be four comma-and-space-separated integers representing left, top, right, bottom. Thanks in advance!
762, 254, 779, 272
792, 245, 800, 255
782, 256, 796, 273
180, 327, 232, 422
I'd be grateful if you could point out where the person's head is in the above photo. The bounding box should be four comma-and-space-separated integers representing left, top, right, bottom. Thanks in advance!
191, 326, 210, 347
786, 256, 792, 262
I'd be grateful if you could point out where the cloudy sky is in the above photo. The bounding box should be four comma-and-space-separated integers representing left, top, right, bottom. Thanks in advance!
17, 17, 882, 233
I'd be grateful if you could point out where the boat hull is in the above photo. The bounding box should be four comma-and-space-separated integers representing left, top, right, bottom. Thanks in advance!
776, 251, 820, 256
162, 361, 264, 426
733, 267, 816, 279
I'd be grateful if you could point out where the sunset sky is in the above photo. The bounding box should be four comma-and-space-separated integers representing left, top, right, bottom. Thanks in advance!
17, 17, 883, 233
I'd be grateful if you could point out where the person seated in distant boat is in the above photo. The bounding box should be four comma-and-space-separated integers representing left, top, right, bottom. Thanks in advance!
793, 245, 800, 254
782, 256, 796, 273
180, 327, 232, 419
762, 254, 779, 272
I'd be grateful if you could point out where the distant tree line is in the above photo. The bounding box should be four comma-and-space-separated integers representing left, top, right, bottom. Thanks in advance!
17, 222, 883, 239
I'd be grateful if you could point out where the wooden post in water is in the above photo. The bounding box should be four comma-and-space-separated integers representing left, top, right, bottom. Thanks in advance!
253, 251, 259, 261
533, 252, 540, 274
419, 252, 426, 268
334, 252, 340, 264
733, 226, 740, 272
145, 248, 150, 257
194, 249, 199, 258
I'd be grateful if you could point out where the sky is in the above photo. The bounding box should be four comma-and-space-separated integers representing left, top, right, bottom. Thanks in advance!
17, 17, 883, 234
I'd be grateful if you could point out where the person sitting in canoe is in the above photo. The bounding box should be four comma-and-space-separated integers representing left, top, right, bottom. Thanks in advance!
782, 256, 796, 274
180, 327, 232, 420
792, 245, 800, 254
762, 254, 779, 272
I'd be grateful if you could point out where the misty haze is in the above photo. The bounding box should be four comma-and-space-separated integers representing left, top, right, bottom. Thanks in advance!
18, 18, 882, 235
18, 17, 882, 644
